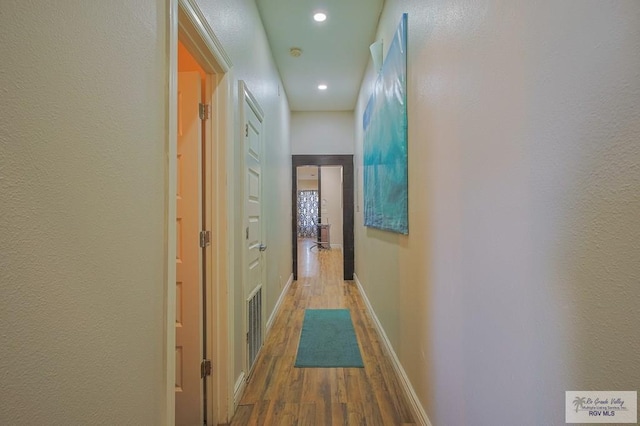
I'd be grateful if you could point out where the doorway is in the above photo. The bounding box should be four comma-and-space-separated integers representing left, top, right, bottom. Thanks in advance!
292, 155, 354, 280
175, 42, 207, 426
169, 1, 233, 424
296, 166, 344, 248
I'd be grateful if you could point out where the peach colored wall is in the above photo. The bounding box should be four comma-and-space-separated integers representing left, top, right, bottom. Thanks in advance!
178, 40, 206, 100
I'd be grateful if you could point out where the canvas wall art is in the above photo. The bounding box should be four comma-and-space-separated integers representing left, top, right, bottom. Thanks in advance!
363, 13, 408, 234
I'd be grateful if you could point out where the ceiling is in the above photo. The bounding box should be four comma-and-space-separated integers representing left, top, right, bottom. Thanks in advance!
255, 0, 384, 111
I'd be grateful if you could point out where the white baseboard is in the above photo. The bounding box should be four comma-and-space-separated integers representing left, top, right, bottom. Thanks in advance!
233, 371, 246, 409
266, 273, 293, 333
353, 274, 433, 426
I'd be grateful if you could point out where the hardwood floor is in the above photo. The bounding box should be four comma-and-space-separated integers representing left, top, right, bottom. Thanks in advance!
229, 239, 415, 425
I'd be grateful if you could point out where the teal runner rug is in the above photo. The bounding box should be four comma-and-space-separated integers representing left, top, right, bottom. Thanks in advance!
294, 309, 364, 368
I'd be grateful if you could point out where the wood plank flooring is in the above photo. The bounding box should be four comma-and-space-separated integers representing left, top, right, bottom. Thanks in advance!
229, 239, 415, 425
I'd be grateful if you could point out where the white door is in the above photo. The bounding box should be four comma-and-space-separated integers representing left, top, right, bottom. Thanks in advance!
175, 71, 203, 426
242, 85, 265, 372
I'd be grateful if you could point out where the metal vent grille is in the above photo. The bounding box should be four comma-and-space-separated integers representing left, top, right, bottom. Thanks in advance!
247, 286, 263, 371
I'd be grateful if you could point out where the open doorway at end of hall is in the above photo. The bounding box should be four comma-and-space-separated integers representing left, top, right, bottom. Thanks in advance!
292, 155, 354, 281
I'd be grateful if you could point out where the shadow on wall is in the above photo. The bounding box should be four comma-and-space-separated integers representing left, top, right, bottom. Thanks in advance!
365, 225, 409, 248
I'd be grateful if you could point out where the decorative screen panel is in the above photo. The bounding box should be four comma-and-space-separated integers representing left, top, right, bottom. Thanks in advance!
297, 190, 319, 238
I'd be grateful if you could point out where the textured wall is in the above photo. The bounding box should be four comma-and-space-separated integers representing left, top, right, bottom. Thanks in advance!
292, 111, 355, 154
354, 1, 640, 425
0, 1, 167, 424
194, 0, 292, 396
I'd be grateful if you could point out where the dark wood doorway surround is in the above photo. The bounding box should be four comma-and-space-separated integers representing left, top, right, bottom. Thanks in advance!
292, 155, 354, 280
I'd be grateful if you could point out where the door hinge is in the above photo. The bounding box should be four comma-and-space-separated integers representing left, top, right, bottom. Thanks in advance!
199, 103, 210, 120
245, 123, 249, 137
199, 230, 211, 248
201, 359, 212, 378
246, 332, 249, 343
246, 227, 249, 240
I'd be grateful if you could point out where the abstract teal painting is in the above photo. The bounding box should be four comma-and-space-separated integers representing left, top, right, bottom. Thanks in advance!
363, 13, 408, 234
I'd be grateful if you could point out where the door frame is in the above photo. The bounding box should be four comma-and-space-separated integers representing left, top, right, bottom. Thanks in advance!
167, 0, 233, 424
292, 155, 355, 280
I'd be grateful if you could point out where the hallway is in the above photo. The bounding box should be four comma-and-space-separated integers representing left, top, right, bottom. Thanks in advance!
230, 239, 415, 425
3, 1, 640, 424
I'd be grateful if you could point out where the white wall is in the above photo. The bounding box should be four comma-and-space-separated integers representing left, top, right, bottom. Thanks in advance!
354, 1, 640, 425
320, 167, 343, 248
298, 178, 318, 191
0, 1, 167, 424
292, 111, 354, 154
194, 0, 292, 405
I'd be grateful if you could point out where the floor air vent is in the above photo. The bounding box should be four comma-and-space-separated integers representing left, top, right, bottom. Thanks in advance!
247, 286, 263, 372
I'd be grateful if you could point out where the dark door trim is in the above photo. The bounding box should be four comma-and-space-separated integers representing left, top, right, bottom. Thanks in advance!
292, 155, 354, 280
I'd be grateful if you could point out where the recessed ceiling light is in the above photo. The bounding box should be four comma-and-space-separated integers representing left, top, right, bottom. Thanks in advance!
318, 84, 328, 90
313, 12, 327, 22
